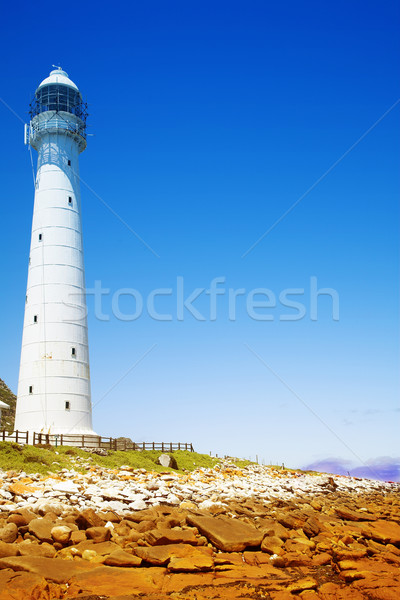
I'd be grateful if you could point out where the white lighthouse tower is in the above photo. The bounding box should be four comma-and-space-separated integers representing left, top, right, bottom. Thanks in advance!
15, 68, 96, 441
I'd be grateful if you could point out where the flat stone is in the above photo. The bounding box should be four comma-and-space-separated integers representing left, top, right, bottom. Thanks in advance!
359, 520, 400, 545
28, 518, 54, 543
18, 540, 56, 558
67, 566, 166, 596
0, 542, 19, 558
103, 549, 142, 567
287, 577, 318, 592
0, 570, 48, 600
0, 556, 96, 583
261, 535, 284, 554
187, 514, 263, 552
335, 506, 376, 522
145, 528, 199, 546
134, 543, 213, 567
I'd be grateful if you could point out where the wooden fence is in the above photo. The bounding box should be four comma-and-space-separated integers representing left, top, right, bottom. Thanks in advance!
0, 430, 29, 444
0, 430, 194, 452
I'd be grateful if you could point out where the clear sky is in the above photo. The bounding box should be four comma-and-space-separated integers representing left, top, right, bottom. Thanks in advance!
1, 1, 399, 474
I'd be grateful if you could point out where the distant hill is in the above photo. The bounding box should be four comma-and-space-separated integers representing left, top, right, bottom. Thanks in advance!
0, 378, 16, 433
303, 457, 400, 483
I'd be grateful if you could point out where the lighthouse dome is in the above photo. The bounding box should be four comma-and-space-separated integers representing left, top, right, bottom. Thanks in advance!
37, 67, 79, 92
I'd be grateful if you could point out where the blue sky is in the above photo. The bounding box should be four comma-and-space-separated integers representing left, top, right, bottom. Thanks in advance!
1, 1, 399, 474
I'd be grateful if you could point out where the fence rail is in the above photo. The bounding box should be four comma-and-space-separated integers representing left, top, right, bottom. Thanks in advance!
0, 430, 29, 444
0, 431, 193, 452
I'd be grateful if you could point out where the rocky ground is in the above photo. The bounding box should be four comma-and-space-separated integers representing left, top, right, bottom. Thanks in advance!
0, 456, 399, 599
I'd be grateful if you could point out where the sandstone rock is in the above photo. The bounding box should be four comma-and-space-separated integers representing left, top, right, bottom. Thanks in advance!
134, 543, 213, 567
7, 509, 36, 527
73, 540, 120, 556
168, 554, 213, 571
67, 565, 166, 596
103, 549, 142, 567
187, 514, 263, 552
261, 535, 284, 554
359, 520, 400, 545
0, 556, 96, 583
335, 506, 376, 522
28, 518, 54, 543
18, 540, 56, 558
76, 508, 104, 529
0, 523, 18, 543
70, 530, 87, 545
0, 541, 19, 558
51, 525, 71, 544
145, 528, 198, 546
86, 526, 111, 543
287, 577, 317, 592
0, 570, 49, 600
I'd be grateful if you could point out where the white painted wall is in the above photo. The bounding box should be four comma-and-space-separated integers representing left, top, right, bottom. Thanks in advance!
15, 107, 95, 438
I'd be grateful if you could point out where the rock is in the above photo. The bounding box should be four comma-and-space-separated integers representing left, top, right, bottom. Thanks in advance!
0, 541, 19, 558
82, 549, 98, 561
18, 540, 56, 558
187, 514, 263, 552
0, 523, 18, 543
145, 528, 199, 546
134, 543, 213, 567
157, 454, 178, 469
67, 565, 166, 596
52, 481, 80, 494
28, 518, 54, 543
335, 506, 376, 522
76, 508, 104, 529
0, 570, 49, 600
359, 520, 400, 545
261, 535, 284, 555
73, 540, 120, 556
287, 577, 318, 592
103, 549, 142, 567
7, 509, 36, 527
129, 499, 147, 511
70, 530, 87, 544
85, 526, 111, 543
0, 556, 96, 583
168, 554, 214, 571
51, 525, 72, 544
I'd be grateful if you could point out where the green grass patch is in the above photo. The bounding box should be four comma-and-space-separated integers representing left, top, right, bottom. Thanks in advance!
0, 442, 258, 476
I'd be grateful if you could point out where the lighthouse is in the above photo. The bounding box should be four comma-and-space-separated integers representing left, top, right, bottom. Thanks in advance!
15, 68, 96, 440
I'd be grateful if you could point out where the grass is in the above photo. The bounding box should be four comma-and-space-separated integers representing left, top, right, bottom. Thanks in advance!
0, 443, 247, 476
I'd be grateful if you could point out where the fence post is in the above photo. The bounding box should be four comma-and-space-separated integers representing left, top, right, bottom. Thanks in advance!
161, 442, 164, 452
16, 430, 18, 444
60, 434, 63, 446
191, 444, 194, 452
170, 442, 172, 452
82, 435, 85, 448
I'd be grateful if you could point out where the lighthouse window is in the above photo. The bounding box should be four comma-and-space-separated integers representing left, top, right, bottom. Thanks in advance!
65, 401, 70, 410
33, 315, 38, 323
71, 347, 76, 357
68, 160, 71, 166
68, 196, 72, 205
29, 386, 33, 394
38, 233, 42, 241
